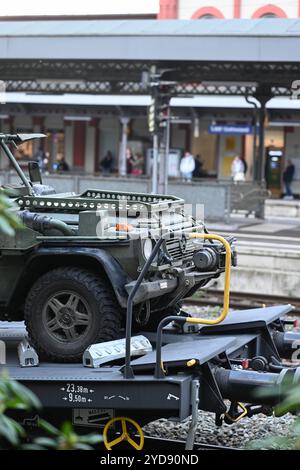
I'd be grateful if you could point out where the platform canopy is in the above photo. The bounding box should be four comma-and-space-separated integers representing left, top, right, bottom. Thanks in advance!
0, 18, 300, 96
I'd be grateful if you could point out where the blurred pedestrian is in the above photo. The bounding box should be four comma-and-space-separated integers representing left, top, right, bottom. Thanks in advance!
283, 159, 295, 199
53, 153, 69, 172
126, 148, 133, 175
241, 156, 248, 177
231, 155, 245, 182
193, 154, 204, 178
101, 150, 113, 175
34, 147, 48, 173
131, 153, 143, 176
180, 151, 195, 182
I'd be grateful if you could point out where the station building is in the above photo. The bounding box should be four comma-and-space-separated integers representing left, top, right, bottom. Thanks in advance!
159, 0, 300, 20
1, 3, 300, 195
1, 92, 300, 195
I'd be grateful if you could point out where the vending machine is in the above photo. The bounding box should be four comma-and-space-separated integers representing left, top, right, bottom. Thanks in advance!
265, 147, 283, 192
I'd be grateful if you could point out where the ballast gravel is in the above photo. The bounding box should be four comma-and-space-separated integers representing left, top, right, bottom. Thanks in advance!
144, 412, 295, 449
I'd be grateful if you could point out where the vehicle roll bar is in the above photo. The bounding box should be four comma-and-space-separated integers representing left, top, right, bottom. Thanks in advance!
123, 231, 232, 380
154, 233, 232, 378
187, 233, 231, 325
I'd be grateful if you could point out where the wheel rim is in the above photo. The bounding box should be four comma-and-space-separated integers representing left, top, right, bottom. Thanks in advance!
42, 290, 92, 343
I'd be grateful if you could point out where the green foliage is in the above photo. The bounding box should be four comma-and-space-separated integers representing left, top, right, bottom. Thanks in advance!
276, 383, 300, 416
0, 192, 22, 236
250, 382, 300, 450
0, 370, 101, 450
24, 420, 101, 450
250, 433, 299, 450
0, 370, 41, 447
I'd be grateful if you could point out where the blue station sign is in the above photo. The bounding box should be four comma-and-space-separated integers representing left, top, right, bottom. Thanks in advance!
209, 124, 253, 135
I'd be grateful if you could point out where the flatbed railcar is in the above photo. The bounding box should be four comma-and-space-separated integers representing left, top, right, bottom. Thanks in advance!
2, 302, 300, 450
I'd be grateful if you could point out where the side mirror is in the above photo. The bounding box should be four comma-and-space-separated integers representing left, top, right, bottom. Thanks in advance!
28, 161, 42, 184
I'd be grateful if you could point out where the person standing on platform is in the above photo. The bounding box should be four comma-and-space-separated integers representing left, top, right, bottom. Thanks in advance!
101, 150, 113, 175
231, 155, 245, 182
193, 154, 204, 178
241, 156, 248, 178
126, 148, 133, 175
34, 147, 48, 173
283, 160, 295, 200
180, 151, 195, 182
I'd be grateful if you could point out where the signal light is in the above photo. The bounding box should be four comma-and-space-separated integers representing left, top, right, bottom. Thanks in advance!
148, 85, 171, 134
148, 97, 157, 134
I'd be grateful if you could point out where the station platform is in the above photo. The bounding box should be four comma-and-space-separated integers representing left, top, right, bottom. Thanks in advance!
206, 205, 300, 299
208, 208, 300, 245
265, 198, 300, 219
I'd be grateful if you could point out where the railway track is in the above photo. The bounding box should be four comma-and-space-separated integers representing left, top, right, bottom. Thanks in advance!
185, 290, 300, 316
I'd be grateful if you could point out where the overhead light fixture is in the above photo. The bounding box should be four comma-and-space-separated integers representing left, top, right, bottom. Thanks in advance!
202, 81, 258, 88
268, 121, 300, 127
37, 79, 86, 85
170, 118, 192, 124
64, 116, 92, 121
194, 117, 200, 138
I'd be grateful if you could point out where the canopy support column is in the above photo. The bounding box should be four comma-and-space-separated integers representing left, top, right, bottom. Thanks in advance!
119, 117, 130, 177
254, 86, 272, 183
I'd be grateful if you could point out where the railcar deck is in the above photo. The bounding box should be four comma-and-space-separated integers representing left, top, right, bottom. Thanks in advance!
0, 304, 293, 447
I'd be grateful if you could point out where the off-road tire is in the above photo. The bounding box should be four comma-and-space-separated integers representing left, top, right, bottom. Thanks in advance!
24, 267, 122, 362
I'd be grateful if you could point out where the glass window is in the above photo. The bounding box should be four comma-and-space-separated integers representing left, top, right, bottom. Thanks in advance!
260, 13, 278, 18
199, 14, 217, 19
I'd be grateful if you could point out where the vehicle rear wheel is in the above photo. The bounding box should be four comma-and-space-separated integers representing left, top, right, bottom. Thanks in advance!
24, 267, 122, 362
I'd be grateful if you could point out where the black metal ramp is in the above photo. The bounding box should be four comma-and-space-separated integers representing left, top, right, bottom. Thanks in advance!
200, 304, 292, 334
130, 336, 236, 372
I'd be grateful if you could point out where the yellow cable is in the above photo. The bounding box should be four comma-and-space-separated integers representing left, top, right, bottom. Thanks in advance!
186, 232, 232, 325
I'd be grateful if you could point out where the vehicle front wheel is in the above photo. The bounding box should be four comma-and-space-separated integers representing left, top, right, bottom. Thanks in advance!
24, 267, 122, 362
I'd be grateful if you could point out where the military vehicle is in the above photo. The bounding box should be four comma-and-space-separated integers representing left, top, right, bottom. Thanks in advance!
0, 133, 236, 362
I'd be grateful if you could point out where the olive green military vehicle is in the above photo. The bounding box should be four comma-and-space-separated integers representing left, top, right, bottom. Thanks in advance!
0, 134, 236, 362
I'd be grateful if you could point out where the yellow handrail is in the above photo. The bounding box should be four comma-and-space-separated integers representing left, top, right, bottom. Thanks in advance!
186, 232, 232, 325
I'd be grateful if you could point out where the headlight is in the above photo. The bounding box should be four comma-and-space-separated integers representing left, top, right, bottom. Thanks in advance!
143, 238, 153, 260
